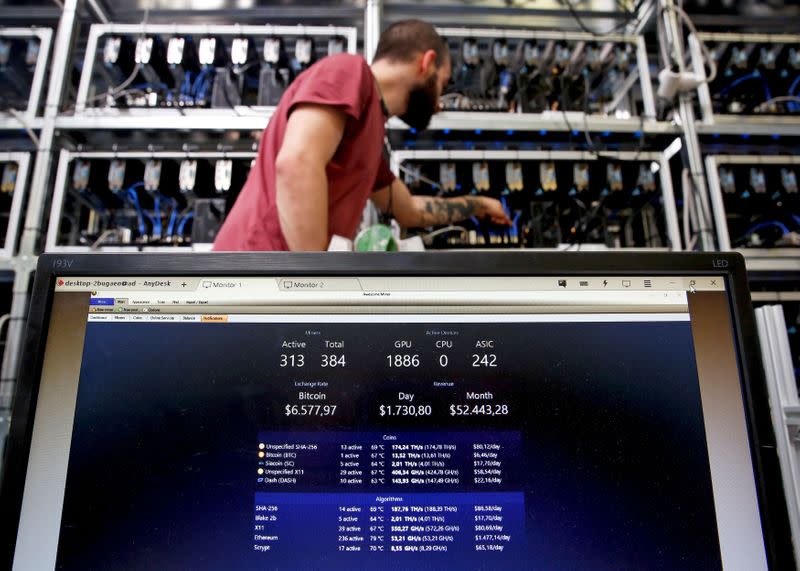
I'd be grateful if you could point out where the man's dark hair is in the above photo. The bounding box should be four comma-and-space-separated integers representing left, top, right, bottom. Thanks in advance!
373, 19, 450, 66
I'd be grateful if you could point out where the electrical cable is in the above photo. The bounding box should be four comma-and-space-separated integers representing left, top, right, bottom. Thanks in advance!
421, 225, 468, 245
192, 67, 211, 96
81, 62, 143, 107
745, 220, 790, 235
753, 95, 800, 113
231, 60, 261, 76
668, 3, 717, 84
177, 212, 194, 236
5, 108, 40, 147
789, 75, 800, 96
397, 164, 442, 192
182, 71, 193, 92
623, 194, 662, 247
570, 192, 609, 249
718, 72, 772, 100
734, 220, 791, 247
90, 228, 124, 250
787, 75, 800, 112
70, 8, 150, 111
558, 0, 644, 37
166, 199, 179, 238
124, 182, 147, 237
152, 194, 162, 237
130, 81, 169, 92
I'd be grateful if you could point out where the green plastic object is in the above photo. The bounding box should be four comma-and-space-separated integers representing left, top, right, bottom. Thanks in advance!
354, 224, 398, 252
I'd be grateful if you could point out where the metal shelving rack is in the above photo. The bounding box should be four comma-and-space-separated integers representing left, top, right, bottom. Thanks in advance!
385, 25, 667, 135
690, 32, 800, 136
391, 148, 683, 250
705, 154, 800, 273
58, 22, 358, 132
45, 148, 258, 252
0, 27, 53, 123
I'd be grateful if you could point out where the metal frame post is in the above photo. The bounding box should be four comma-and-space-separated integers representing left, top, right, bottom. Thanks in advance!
0, 153, 32, 259
1, 0, 81, 423
660, 0, 716, 251
365, 0, 382, 64
755, 305, 800, 568
0, 28, 53, 121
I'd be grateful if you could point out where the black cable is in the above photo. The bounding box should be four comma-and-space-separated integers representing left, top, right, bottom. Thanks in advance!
558, 0, 644, 37
570, 191, 609, 249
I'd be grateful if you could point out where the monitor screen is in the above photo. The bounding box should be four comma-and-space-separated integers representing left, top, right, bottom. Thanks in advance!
13, 274, 768, 570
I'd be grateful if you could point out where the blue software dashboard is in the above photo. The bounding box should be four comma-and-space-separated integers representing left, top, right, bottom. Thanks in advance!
56, 318, 719, 570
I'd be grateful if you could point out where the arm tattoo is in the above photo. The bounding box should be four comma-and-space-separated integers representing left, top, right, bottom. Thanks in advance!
420, 196, 480, 226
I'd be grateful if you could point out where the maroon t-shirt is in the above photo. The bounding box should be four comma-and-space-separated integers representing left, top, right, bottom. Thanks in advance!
213, 54, 395, 251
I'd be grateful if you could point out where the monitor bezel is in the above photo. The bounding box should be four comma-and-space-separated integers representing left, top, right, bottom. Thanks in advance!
0, 251, 794, 569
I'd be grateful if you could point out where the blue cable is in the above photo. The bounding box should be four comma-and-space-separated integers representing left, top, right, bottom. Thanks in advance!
152, 195, 162, 237
79, 189, 108, 215
177, 212, 194, 236
744, 220, 790, 237
510, 211, 522, 240
197, 75, 213, 101
244, 76, 260, 90
131, 82, 169, 92
178, 72, 193, 103
789, 75, 800, 96
125, 183, 147, 236
161, 195, 178, 237
719, 72, 772, 101
192, 68, 211, 96
190, 68, 211, 104
182, 72, 193, 94
500, 196, 510, 218
787, 75, 800, 112
143, 211, 158, 236
167, 203, 179, 237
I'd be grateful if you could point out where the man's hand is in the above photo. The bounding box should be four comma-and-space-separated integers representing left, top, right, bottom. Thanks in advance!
373, 179, 513, 227
474, 195, 513, 226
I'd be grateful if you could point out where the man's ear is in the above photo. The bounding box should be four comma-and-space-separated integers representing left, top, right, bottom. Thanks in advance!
420, 49, 438, 76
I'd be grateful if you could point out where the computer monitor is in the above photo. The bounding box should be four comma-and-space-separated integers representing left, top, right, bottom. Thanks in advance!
0, 253, 794, 570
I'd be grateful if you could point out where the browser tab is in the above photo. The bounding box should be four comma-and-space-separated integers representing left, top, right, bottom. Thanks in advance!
278, 278, 362, 291
57, 277, 203, 292
201, 279, 242, 290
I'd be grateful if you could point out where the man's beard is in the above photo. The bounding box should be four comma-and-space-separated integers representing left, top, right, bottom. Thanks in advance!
399, 73, 438, 131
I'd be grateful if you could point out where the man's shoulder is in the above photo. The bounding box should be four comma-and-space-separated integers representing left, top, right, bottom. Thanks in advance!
315, 53, 369, 73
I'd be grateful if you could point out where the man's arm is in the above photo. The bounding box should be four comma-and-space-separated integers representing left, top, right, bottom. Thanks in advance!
275, 104, 345, 251
372, 178, 512, 228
